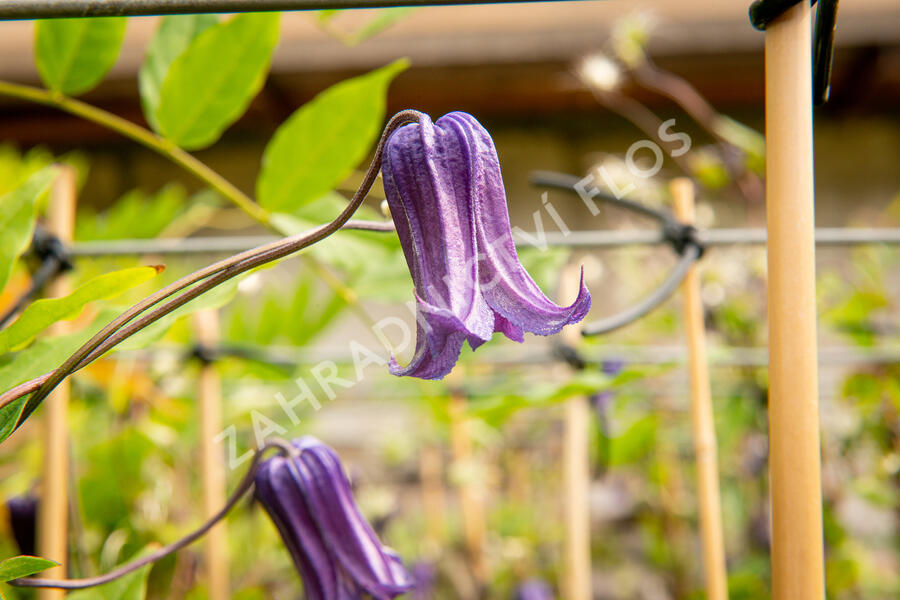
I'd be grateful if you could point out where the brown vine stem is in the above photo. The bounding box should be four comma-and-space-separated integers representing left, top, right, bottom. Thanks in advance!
0, 110, 423, 432
10, 438, 297, 590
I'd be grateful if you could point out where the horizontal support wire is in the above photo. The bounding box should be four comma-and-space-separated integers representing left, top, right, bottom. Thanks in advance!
120, 342, 900, 368
68, 227, 900, 256
0, 0, 553, 19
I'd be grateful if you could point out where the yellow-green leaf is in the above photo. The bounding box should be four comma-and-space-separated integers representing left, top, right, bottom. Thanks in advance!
0, 167, 55, 294
155, 13, 280, 150
0, 308, 119, 444
257, 58, 408, 213
0, 555, 58, 582
0, 265, 163, 353
35, 18, 127, 95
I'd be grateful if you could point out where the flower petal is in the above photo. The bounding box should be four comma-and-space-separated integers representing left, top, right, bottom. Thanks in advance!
438, 112, 592, 336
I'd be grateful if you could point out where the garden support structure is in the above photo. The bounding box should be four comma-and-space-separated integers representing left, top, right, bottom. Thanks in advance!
764, 3, 826, 599
671, 178, 728, 600
37, 167, 76, 600
0, 2, 864, 597
0, 0, 550, 18
447, 370, 488, 590
193, 310, 230, 600
558, 263, 591, 600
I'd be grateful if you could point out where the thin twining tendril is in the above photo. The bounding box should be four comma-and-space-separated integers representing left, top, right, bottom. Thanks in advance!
10, 439, 297, 590
0, 110, 423, 428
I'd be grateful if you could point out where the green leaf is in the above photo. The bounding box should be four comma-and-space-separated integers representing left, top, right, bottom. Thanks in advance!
139, 14, 219, 131
75, 184, 188, 241
0, 555, 59, 582
257, 58, 408, 213
0, 265, 163, 353
155, 13, 280, 149
0, 167, 55, 294
34, 18, 127, 95
0, 308, 119, 444
346, 8, 413, 44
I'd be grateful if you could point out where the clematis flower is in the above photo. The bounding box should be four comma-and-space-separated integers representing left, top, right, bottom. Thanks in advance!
383, 111, 591, 379
5, 495, 38, 555
409, 561, 436, 600
254, 437, 412, 600
514, 578, 556, 600
589, 359, 626, 417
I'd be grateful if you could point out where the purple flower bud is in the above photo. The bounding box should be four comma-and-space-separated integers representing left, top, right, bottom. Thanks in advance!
383, 111, 591, 379
514, 578, 556, 600
254, 437, 412, 600
601, 359, 625, 377
6, 495, 38, 556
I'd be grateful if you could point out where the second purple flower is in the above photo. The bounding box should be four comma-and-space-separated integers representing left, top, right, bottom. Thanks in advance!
382, 111, 591, 379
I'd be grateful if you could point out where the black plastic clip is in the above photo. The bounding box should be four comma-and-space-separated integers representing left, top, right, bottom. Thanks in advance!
553, 342, 587, 371
749, 0, 841, 106
189, 343, 218, 365
0, 226, 74, 329
31, 225, 74, 274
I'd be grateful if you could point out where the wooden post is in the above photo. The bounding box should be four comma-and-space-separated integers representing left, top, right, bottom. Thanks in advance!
193, 309, 229, 600
447, 373, 487, 585
418, 443, 448, 553
559, 263, 591, 600
764, 4, 826, 600
37, 166, 76, 600
671, 178, 728, 600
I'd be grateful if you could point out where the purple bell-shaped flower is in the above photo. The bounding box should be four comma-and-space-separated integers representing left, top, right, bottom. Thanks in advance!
254, 437, 412, 600
382, 111, 591, 380
514, 578, 556, 600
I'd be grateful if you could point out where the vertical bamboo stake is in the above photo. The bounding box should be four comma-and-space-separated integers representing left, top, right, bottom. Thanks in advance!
419, 444, 448, 552
193, 309, 229, 600
447, 371, 487, 584
559, 263, 591, 600
671, 178, 728, 600
764, 4, 826, 600
37, 166, 76, 600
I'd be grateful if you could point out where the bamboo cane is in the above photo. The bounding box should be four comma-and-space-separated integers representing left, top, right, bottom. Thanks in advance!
671, 178, 728, 600
418, 443, 448, 553
193, 309, 229, 600
37, 166, 77, 600
447, 372, 487, 586
559, 263, 591, 600
764, 4, 826, 599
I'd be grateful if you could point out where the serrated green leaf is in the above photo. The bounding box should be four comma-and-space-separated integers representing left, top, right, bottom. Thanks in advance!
155, 13, 280, 149
257, 58, 408, 213
0, 167, 55, 294
0, 555, 59, 582
0, 265, 162, 353
34, 18, 127, 95
139, 14, 219, 131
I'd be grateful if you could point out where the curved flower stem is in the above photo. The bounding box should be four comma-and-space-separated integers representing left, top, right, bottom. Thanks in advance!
0, 80, 396, 328
10, 439, 296, 590
0, 110, 423, 426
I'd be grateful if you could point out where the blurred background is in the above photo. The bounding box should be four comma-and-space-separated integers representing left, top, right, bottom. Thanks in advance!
0, 1, 898, 598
